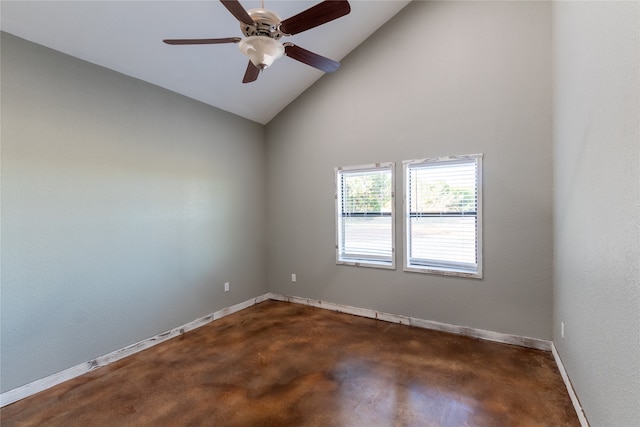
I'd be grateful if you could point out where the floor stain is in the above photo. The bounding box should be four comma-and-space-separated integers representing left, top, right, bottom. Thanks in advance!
1, 300, 580, 426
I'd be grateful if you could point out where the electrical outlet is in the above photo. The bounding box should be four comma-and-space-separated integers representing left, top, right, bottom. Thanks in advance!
224, 282, 230, 292
561, 322, 565, 338
291, 273, 297, 283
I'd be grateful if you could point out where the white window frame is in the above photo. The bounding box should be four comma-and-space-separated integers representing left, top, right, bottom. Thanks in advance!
335, 162, 395, 269
403, 154, 483, 278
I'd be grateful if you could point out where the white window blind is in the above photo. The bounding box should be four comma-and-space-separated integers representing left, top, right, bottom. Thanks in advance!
404, 155, 482, 277
335, 163, 395, 268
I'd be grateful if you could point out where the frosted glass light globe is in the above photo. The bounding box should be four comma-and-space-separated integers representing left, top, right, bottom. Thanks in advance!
238, 36, 285, 70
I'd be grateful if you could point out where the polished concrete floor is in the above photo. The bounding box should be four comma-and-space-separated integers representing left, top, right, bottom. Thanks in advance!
2, 300, 579, 426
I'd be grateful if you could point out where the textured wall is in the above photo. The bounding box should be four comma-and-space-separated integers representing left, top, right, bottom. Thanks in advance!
1, 33, 266, 392
552, 2, 640, 425
266, 1, 553, 339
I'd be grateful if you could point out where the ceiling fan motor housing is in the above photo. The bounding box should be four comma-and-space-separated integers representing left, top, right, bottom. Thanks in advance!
241, 8, 284, 39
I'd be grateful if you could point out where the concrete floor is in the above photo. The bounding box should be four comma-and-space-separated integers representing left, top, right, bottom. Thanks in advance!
1, 300, 579, 426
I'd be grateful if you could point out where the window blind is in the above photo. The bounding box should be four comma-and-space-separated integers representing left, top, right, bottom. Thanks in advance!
336, 164, 394, 267
405, 156, 482, 276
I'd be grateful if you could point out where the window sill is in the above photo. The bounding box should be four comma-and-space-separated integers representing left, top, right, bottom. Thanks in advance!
337, 259, 396, 270
404, 265, 482, 279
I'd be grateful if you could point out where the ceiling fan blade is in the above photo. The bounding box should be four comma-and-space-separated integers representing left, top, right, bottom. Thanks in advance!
163, 37, 241, 45
284, 44, 340, 73
242, 61, 260, 83
280, 0, 351, 36
220, 0, 254, 26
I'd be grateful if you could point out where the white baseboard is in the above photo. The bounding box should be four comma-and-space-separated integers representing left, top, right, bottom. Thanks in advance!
1, 292, 562, 410
551, 343, 590, 427
0, 294, 271, 407
268, 292, 551, 351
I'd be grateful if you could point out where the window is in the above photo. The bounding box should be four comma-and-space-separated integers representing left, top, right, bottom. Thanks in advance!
404, 154, 482, 278
335, 163, 395, 269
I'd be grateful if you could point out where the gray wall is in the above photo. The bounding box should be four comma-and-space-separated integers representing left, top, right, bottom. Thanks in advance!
5, 3, 638, 424
552, 2, 640, 425
266, 1, 554, 340
1, 33, 266, 392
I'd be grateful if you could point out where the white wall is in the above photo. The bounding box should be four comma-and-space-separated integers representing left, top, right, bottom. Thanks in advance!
552, 1, 640, 425
0, 33, 267, 392
266, 1, 554, 339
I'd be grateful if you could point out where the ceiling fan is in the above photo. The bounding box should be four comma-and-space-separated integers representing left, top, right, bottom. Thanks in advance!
163, 0, 351, 83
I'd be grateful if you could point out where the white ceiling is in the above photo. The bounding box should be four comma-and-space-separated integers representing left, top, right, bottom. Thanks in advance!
1, 0, 410, 124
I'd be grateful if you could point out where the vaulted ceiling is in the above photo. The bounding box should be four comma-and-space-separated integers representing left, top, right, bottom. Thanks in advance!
1, 1, 410, 124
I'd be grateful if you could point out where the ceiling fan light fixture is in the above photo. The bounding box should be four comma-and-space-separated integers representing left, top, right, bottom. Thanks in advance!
164, 0, 352, 82
238, 36, 284, 70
